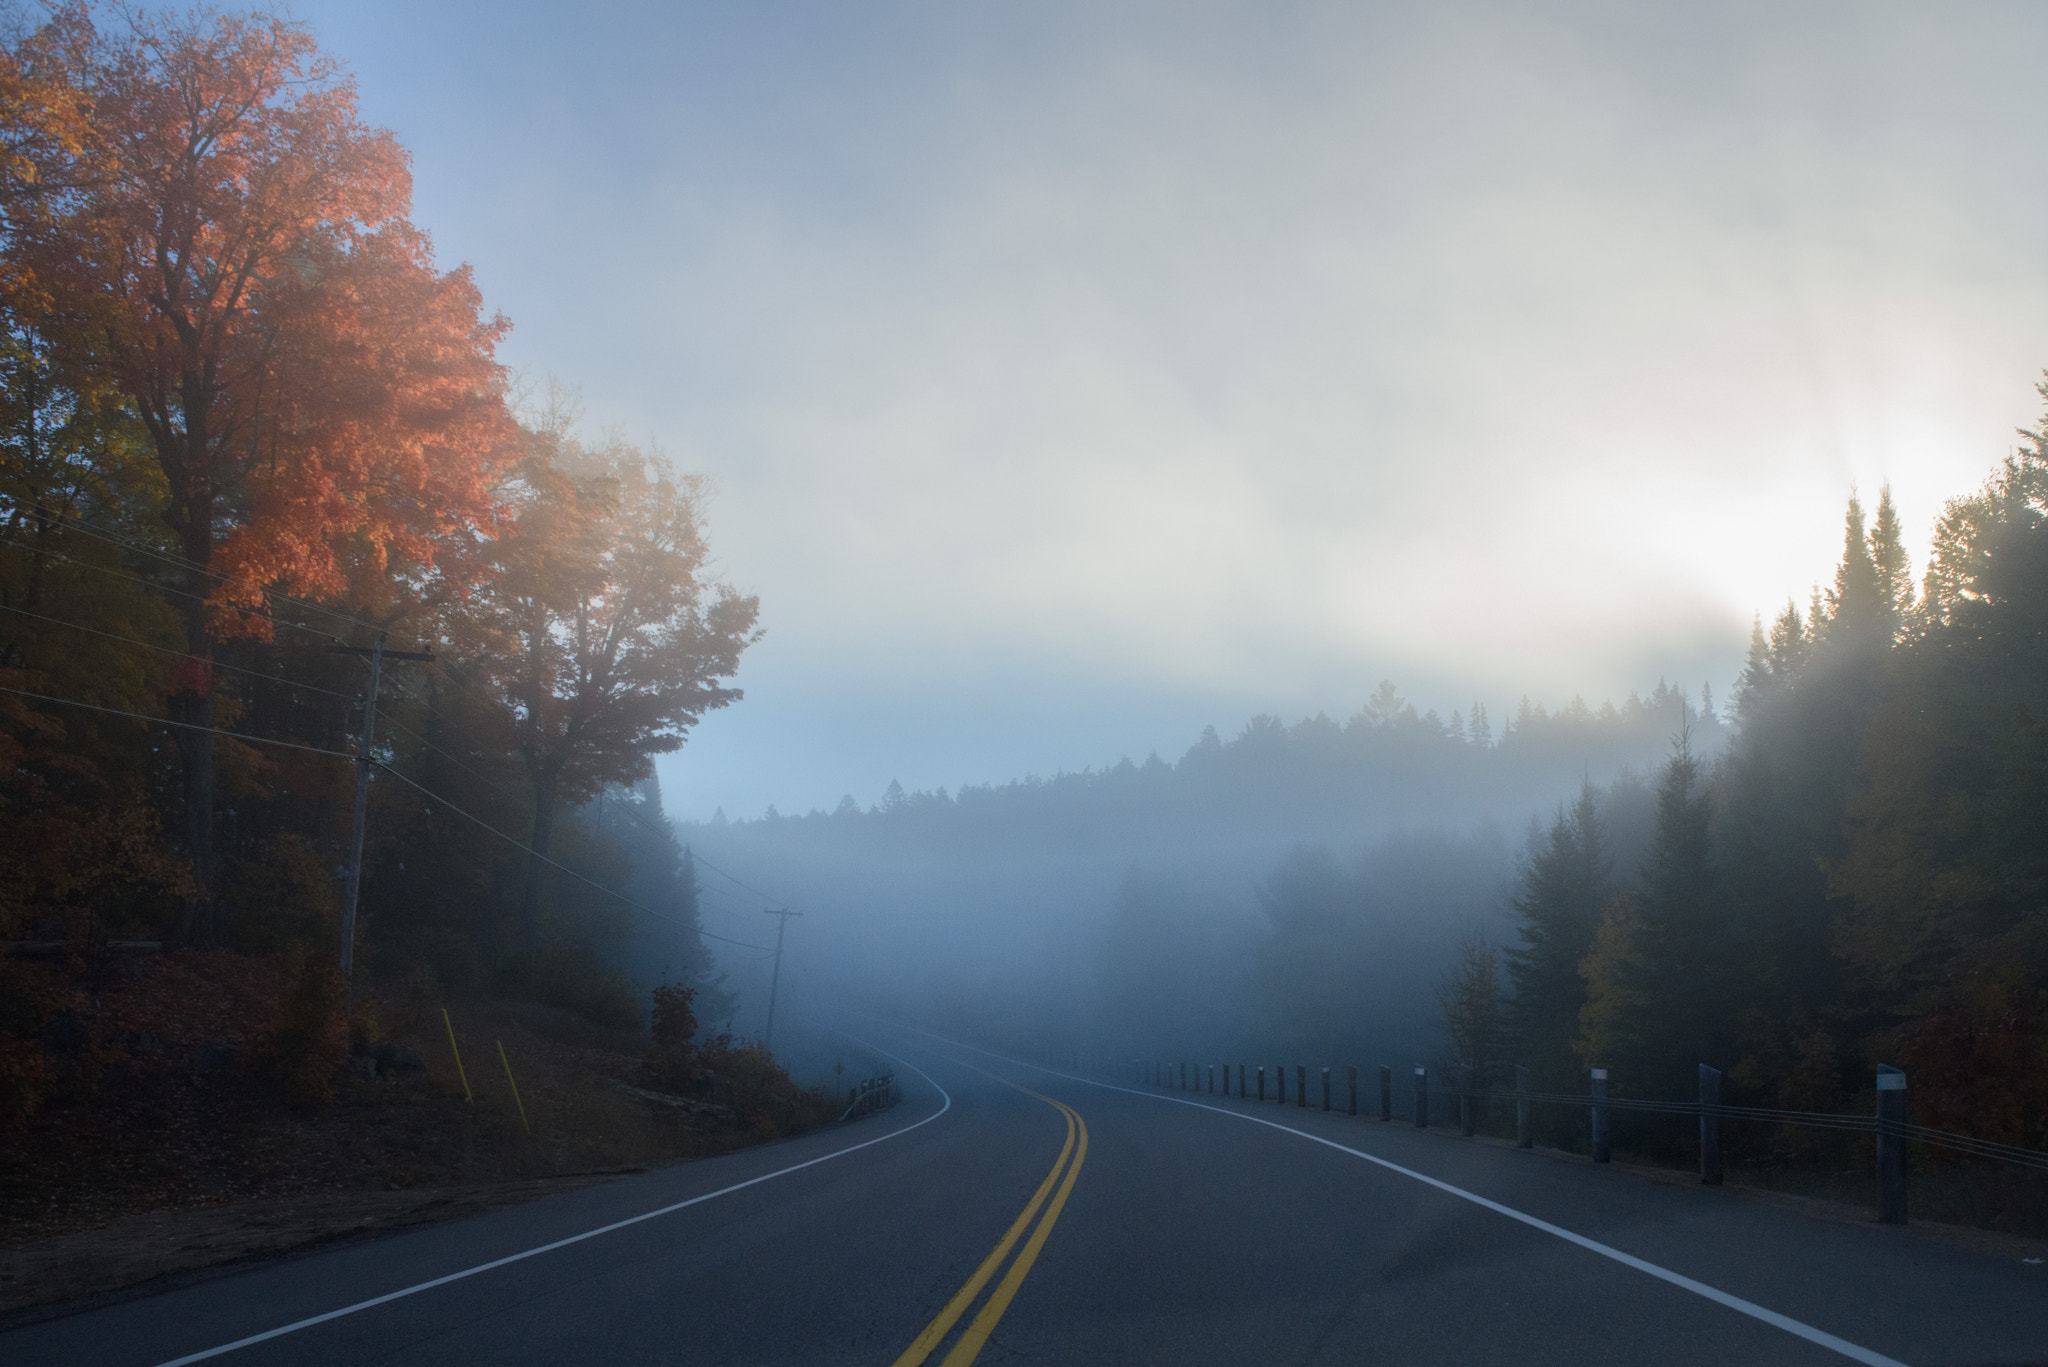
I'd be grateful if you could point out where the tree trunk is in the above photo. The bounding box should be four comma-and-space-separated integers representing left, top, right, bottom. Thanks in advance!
521, 767, 560, 956
170, 590, 216, 946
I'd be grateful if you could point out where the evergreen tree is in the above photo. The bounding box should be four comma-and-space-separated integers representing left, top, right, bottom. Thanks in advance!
1868, 483, 1915, 637
1823, 495, 1887, 644
1579, 731, 1731, 1097
1506, 783, 1609, 1090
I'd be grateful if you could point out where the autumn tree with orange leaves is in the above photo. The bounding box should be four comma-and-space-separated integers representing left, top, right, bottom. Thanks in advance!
0, 5, 742, 1090
457, 422, 759, 954
14, 8, 515, 942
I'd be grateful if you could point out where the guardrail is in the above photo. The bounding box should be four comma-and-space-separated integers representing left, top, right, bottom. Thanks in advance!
1063, 1050, 2048, 1227
840, 1071, 898, 1123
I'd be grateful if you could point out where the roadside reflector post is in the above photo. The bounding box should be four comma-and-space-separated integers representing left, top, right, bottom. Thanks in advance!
1379, 1065, 1392, 1121
1208, 1064, 1215, 1094
1297, 1065, 1307, 1108
1258, 1065, 1266, 1101
1321, 1066, 1331, 1112
1347, 1065, 1358, 1116
1877, 1065, 1907, 1224
441, 1008, 472, 1103
496, 1040, 529, 1133
1516, 1064, 1532, 1148
1414, 1066, 1427, 1128
1590, 1068, 1610, 1163
1699, 1064, 1723, 1186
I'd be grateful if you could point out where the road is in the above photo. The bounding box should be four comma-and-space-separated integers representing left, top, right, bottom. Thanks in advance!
6, 1026, 2045, 1366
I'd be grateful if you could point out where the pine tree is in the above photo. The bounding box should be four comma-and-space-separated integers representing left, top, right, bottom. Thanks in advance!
1823, 496, 1887, 645
1507, 783, 1610, 1090
1579, 732, 1729, 1097
1868, 484, 1915, 638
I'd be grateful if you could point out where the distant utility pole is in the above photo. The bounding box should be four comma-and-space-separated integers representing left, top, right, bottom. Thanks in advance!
760, 906, 802, 1050
330, 634, 433, 984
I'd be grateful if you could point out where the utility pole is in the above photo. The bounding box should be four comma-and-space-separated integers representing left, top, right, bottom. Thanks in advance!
330, 634, 433, 984
760, 906, 802, 1050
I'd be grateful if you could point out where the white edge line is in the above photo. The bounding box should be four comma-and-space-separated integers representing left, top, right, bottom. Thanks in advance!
151, 1049, 951, 1367
914, 1033, 1908, 1367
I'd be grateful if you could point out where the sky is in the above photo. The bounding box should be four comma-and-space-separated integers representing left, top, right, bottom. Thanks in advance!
287, 0, 2048, 821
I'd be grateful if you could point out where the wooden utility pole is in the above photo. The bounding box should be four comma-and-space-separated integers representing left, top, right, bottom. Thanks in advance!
761, 906, 802, 1050
331, 635, 433, 982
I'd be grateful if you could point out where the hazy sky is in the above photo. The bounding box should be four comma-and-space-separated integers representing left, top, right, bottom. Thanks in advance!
291, 1, 2048, 820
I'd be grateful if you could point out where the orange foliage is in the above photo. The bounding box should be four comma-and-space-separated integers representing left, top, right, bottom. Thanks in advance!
20, 8, 515, 621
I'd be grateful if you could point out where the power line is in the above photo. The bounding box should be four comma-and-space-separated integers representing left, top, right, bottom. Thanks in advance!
7, 520, 814, 916
0, 683, 358, 760
369, 763, 774, 950
0, 533, 345, 646
0, 601, 356, 700
0, 682, 775, 953
14, 505, 424, 650
1, 590, 809, 925
4, 527, 810, 935
587, 777, 810, 919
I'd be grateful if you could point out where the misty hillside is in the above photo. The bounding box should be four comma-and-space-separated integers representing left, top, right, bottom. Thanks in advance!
680, 679, 1723, 1059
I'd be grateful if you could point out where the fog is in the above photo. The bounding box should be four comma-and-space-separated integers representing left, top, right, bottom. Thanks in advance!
681, 682, 1712, 1068
283, 0, 2048, 826
265, 2, 2048, 1075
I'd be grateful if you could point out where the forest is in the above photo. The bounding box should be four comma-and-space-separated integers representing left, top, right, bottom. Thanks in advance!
692, 455, 2048, 1192
5, 0, 2047, 1250
0, 3, 818, 1221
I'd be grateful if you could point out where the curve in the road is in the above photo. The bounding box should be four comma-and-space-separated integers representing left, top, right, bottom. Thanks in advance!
888, 1082, 1087, 1367
149, 1044, 954, 1367
934, 1038, 1911, 1367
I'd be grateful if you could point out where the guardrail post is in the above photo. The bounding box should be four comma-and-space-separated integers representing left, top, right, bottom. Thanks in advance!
1321, 1066, 1331, 1112
1460, 1068, 1475, 1136
1380, 1065, 1392, 1121
1877, 1065, 1907, 1224
1297, 1065, 1308, 1108
1414, 1066, 1427, 1128
1699, 1064, 1722, 1186
1208, 1064, 1215, 1094
1258, 1065, 1266, 1101
1516, 1064, 1532, 1148
1590, 1068, 1610, 1163
1347, 1065, 1358, 1116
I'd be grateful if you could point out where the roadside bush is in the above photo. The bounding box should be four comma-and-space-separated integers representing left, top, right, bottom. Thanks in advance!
695, 1031, 832, 1138
644, 983, 698, 1093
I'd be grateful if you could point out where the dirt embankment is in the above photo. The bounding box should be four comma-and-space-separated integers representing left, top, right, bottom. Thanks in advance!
0, 953, 821, 1316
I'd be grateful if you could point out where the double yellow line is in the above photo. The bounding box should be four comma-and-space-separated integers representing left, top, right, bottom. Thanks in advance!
890, 1084, 1088, 1367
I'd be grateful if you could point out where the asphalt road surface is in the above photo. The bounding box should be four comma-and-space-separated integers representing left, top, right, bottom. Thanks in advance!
6, 1025, 2045, 1366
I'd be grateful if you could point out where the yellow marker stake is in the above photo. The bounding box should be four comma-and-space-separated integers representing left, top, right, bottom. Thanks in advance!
441, 1008, 472, 1103
497, 1039, 530, 1132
